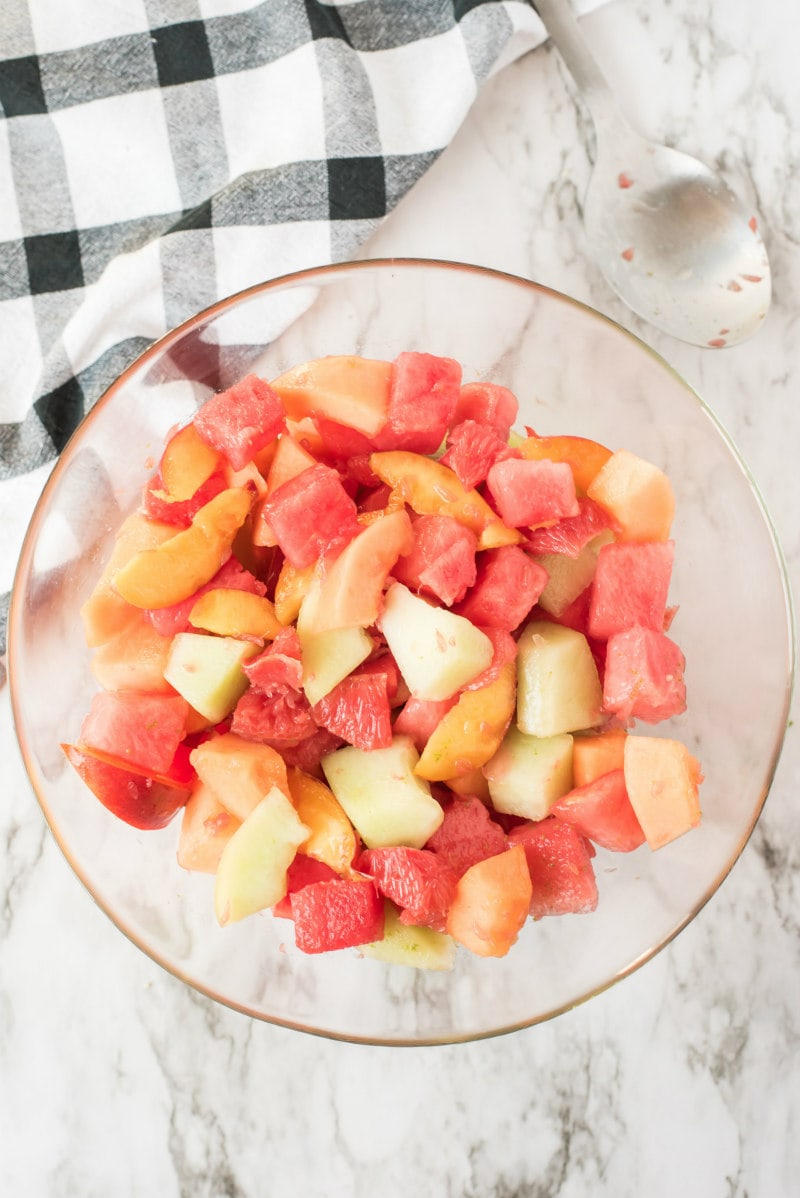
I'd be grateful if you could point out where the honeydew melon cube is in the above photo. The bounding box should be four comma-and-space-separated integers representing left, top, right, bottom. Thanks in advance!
297, 575, 374, 704
361, 904, 456, 971
378, 581, 493, 702
516, 621, 603, 738
534, 531, 614, 617
321, 734, 444, 849
163, 632, 258, 723
214, 786, 310, 926
483, 724, 574, 821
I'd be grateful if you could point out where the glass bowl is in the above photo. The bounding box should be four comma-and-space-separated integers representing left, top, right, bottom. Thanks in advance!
8, 259, 794, 1045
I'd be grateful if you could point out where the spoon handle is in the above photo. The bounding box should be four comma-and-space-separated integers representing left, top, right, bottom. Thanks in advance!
533, 0, 621, 131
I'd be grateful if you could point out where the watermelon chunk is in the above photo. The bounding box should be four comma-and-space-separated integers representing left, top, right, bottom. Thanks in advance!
425, 795, 506, 877
263, 462, 361, 568
290, 876, 385, 953
373, 352, 462, 454
392, 514, 478, 606
439, 419, 519, 490
453, 545, 548, 632
588, 540, 674, 639
194, 374, 285, 471
485, 458, 580, 528
602, 625, 687, 724
357, 846, 459, 932
507, 818, 598, 918
551, 768, 645, 852
78, 690, 189, 776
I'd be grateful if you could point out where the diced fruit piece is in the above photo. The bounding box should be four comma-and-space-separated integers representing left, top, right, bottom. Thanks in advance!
374, 351, 461, 453
440, 419, 519, 490
369, 450, 520, 550
587, 448, 675, 541
214, 786, 309, 926
244, 627, 303, 691
602, 626, 686, 724
445, 844, 532, 958
164, 632, 258, 723
299, 620, 374, 706
518, 433, 613, 493
524, 497, 617, 557
265, 432, 317, 494
231, 686, 316, 746
274, 560, 315, 625
321, 735, 444, 849
89, 616, 174, 693
507, 818, 598, 917
272, 856, 341, 918
312, 669, 393, 752
361, 904, 456, 970
188, 588, 282, 640
453, 546, 548, 631
280, 727, 345, 773
159, 421, 221, 501
285, 767, 358, 874
189, 731, 289, 821
392, 695, 457, 752
443, 769, 491, 802
177, 780, 242, 873
415, 659, 516, 780
194, 374, 285, 471
485, 457, 580, 528
572, 728, 628, 787
263, 462, 361, 569
113, 488, 252, 608
623, 736, 702, 850
62, 743, 189, 830
378, 582, 494, 702
483, 725, 574, 821
81, 512, 176, 647
146, 556, 267, 638
588, 540, 674, 639
143, 470, 228, 528
424, 795, 507, 877
516, 620, 603, 737
551, 769, 645, 852
392, 514, 478, 607
78, 690, 188, 776
534, 531, 613, 618
300, 508, 413, 635
271, 355, 392, 436
454, 380, 518, 435
291, 875, 385, 953
358, 847, 459, 931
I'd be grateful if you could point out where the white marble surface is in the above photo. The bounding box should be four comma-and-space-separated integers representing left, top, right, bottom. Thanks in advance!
2, 1, 799, 1195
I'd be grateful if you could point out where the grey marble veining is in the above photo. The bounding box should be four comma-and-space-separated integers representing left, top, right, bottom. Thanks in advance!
2, 1, 799, 1195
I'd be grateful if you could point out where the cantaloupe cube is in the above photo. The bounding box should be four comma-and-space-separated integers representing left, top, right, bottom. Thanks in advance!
572, 728, 628, 787
587, 448, 675, 541
445, 845, 532, 958
190, 732, 290, 822
623, 736, 702, 849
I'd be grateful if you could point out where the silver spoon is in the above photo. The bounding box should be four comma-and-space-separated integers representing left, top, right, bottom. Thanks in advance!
533, 0, 771, 347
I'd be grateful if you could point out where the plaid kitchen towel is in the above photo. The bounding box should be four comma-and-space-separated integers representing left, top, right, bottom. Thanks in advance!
0, 0, 600, 663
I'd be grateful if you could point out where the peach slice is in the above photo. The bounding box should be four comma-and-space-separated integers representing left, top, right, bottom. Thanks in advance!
271, 355, 393, 436
81, 511, 176, 646
159, 421, 221, 501
369, 450, 520, 550
113, 487, 252, 608
415, 660, 516, 781
300, 507, 413, 636
90, 615, 175, 694
286, 767, 358, 875
274, 559, 315, 625
519, 434, 613, 493
188, 588, 282, 640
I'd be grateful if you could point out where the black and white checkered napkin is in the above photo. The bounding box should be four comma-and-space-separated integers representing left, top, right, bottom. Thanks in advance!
0, 0, 568, 658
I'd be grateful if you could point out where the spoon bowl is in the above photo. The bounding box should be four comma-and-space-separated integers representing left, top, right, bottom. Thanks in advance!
535, 0, 771, 346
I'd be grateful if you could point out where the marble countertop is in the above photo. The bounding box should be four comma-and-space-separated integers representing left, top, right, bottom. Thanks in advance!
2, 1, 798, 1195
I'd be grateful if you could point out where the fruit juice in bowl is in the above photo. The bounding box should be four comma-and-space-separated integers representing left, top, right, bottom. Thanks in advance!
9, 259, 793, 1044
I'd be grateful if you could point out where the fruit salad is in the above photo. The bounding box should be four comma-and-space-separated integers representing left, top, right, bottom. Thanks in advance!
64, 351, 703, 969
